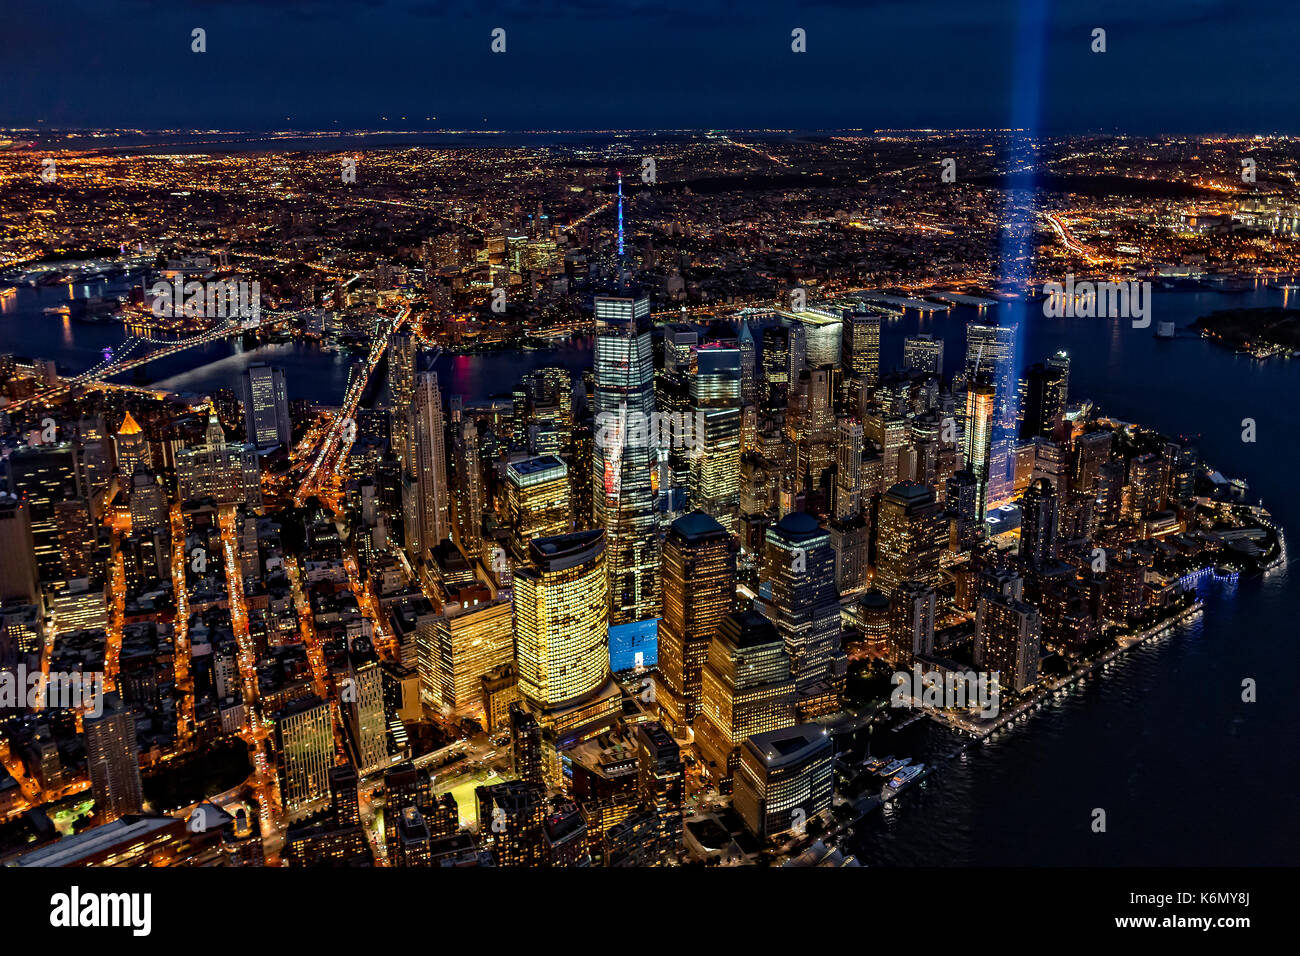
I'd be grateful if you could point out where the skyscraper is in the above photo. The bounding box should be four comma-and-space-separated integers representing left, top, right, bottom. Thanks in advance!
874, 482, 945, 596
656, 511, 736, 735
84, 693, 144, 821
450, 417, 484, 556
965, 321, 1017, 428
274, 696, 336, 823
738, 320, 757, 406
964, 378, 996, 520
505, 455, 571, 560
1019, 478, 1059, 568
387, 331, 418, 469
242, 363, 291, 448
593, 293, 660, 626
887, 581, 936, 667
7, 443, 80, 583
690, 342, 742, 532
841, 310, 881, 389
0, 493, 40, 604
113, 411, 151, 475
513, 529, 620, 739
695, 610, 798, 781
903, 334, 945, 376
405, 370, 450, 558
975, 592, 1042, 694
760, 513, 846, 698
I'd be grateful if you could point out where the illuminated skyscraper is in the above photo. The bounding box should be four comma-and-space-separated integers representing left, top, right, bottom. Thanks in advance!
690, 342, 742, 532
903, 334, 945, 376
0, 493, 40, 605
506, 455, 571, 560
696, 610, 797, 781
975, 593, 1042, 694
176, 408, 261, 509
274, 696, 336, 823
83, 693, 144, 822
7, 443, 80, 583
738, 320, 757, 406
841, 310, 881, 390
593, 293, 660, 626
513, 529, 620, 739
113, 411, 151, 475
965, 321, 1017, 428
656, 511, 736, 735
874, 482, 945, 596
242, 363, 291, 448
450, 417, 484, 556
387, 331, 418, 469
405, 370, 450, 558
964, 379, 996, 520
761, 325, 790, 408
886, 581, 936, 667
419, 597, 514, 712
1019, 478, 1059, 568
760, 513, 846, 697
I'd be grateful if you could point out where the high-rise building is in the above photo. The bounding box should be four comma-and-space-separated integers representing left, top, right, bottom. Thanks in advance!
127, 468, 167, 533
1019, 478, 1059, 568
405, 371, 450, 558
513, 529, 620, 740
450, 418, 484, 556
760, 513, 846, 696
7, 443, 80, 583
505, 455, 571, 559
509, 701, 544, 786
965, 321, 1017, 427
903, 334, 945, 376
834, 418, 865, 519
419, 597, 514, 712
886, 581, 936, 667
733, 723, 834, 840
695, 610, 797, 781
0, 493, 40, 604
761, 325, 790, 408
593, 293, 660, 626
841, 310, 881, 389
963, 379, 996, 520
113, 411, 152, 475
274, 696, 336, 822
738, 320, 757, 406
387, 331, 418, 469
475, 780, 546, 867
343, 638, 388, 776
690, 342, 742, 532
84, 693, 144, 821
975, 593, 1041, 694
242, 363, 291, 448
656, 512, 736, 735
1019, 360, 1069, 440
175, 408, 261, 509
634, 721, 683, 853
874, 482, 945, 596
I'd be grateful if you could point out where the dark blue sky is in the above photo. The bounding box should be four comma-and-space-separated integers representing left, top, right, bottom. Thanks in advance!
3, 0, 1295, 131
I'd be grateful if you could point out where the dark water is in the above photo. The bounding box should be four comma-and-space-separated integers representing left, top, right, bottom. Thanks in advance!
4, 281, 1298, 864
0, 278, 593, 406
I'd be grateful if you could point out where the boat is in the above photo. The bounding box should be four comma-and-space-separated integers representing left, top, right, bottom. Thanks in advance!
875, 757, 911, 778
888, 764, 925, 789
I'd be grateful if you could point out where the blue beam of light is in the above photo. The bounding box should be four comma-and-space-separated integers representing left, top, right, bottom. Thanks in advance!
995, 0, 1050, 444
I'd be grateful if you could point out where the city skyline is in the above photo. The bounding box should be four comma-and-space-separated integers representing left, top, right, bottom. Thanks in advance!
0, 3, 1293, 924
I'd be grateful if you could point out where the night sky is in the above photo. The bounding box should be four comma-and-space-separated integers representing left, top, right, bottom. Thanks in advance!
2, 0, 1296, 131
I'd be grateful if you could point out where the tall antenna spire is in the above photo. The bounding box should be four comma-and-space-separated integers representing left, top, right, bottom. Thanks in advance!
617, 170, 625, 257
